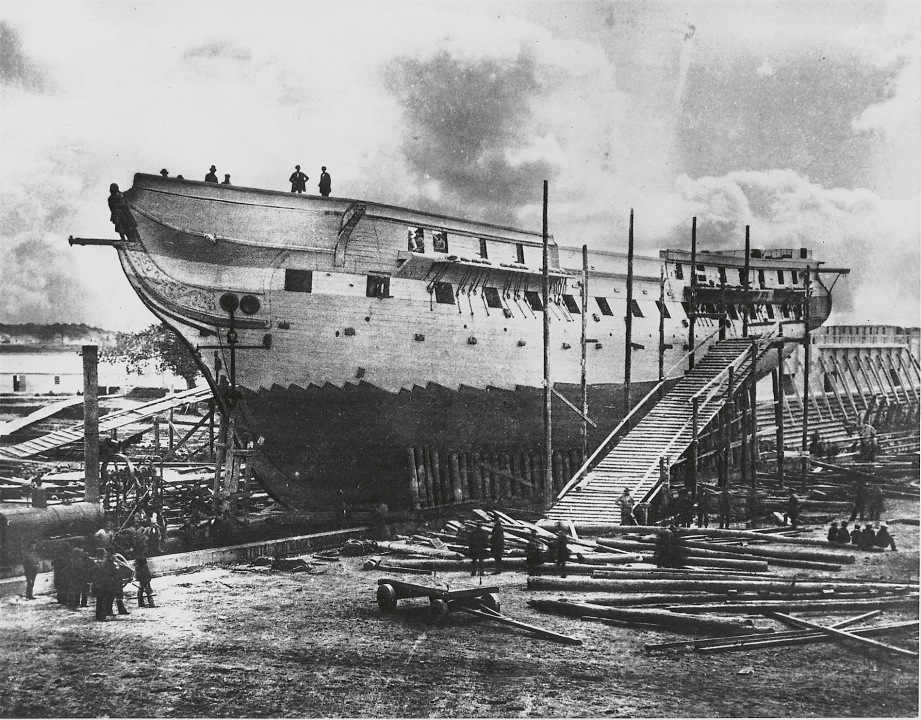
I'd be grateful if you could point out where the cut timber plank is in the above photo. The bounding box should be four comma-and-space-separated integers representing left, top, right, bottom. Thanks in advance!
767, 612, 919, 659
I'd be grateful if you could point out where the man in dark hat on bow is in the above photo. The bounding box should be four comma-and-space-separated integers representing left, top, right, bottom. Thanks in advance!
205, 165, 218, 183
289, 165, 308, 193
318, 166, 332, 196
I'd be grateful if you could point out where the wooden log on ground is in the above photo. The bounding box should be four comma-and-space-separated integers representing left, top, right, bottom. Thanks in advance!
668, 595, 920, 614
543, 522, 862, 550
375, 541, 464, 560
679, 556, 769, 572
528, 576, 916, 595
528, 599, 770, 636
678, 538, 855, 565
459, 605, 583, 645
698, 621, 920, 654
767, 612, 919, 659
645, 611, 883, 651
374, 557, 636, 573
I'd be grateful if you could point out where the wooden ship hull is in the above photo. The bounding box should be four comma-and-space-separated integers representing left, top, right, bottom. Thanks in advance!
103, 174, 836, 511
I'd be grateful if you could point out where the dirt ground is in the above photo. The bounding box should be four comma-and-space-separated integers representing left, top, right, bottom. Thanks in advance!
1, 500, 918, 719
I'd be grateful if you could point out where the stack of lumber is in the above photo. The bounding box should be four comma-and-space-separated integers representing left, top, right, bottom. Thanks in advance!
527, 573, 919, 645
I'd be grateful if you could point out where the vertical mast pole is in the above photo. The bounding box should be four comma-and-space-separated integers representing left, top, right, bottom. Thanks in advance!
801, 266, 812, 489
581, 244, 589, 464
658, 265, 666, 398
83, 345, 100, 504
542, 180, 552, 503
688, 217, 697, 371
743, 226, 751, 338
624, 209, 635, 410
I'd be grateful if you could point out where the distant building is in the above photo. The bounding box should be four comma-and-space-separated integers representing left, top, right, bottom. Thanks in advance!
0, 346, 183, 395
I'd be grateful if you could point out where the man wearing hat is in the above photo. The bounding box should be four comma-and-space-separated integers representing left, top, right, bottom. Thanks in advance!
318, 166, 332, 196
159, 169, 169, 177
826, 521, 839, 543
222, 174, 232, 185
836, 521, 851, 544
205, 165, 218, 183
289, 165, 308, 193
874, 523, 897, 551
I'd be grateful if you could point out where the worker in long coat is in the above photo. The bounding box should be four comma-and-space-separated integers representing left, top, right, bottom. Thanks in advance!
718, 487, 733, 529
490, 518, 505, 574
468, 524, 489, 577
525, 530, 545, 576
553, 526, 570, 578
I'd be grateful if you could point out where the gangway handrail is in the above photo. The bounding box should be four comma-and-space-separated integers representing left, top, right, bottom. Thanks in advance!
687, 324, 783, 405
554, 325, 723, 501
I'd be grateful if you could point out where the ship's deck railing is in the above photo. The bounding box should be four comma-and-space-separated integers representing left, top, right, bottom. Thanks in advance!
813, 334, 915, 347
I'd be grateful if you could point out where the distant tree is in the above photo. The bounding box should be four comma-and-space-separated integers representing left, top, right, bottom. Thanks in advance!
103, 324, 201, 389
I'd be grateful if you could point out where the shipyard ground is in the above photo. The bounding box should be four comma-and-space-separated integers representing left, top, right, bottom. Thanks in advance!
1, 499, 918, 719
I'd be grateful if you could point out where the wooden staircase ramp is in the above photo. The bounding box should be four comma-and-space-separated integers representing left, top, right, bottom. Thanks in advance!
546, 338, 756, 525
0, 386, 211, 459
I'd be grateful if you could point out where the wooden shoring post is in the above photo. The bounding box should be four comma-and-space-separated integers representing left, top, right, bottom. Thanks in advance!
688, 216, 697, 371
894, 351, 921, 407
624, 209, 635, 409
768, 612, 919, 660
854, 356, 880, 401
209, 400, 215, 459
801, 267, 811, 490
742, 226, 751, 338
831, 355, 863, 419
749, 340, 758, 485
542, 180, 552, 504
739, 364, 749, 487
83, 345, 100, 504
691, 397, 700, 498
153, 416, 160, 454
841, 355, 870, 411
882, 352, 910, 407
772, 355, 784, 489
819, 356, 851, 422
212, 406, 229, 514
658, 265, 666, 400
166, 408, 213, 460
222, 411, 237, 514
581, 244, 589, 464
726, 366, 735, 469
168, 408, 175, 453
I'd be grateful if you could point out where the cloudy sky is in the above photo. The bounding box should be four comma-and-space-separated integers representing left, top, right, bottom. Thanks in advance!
1, 0, 918, 330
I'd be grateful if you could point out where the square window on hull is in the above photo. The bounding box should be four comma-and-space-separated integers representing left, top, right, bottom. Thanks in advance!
562, 294, 580, 313
434, 282, 455, 304
525, 290, 544, 311
595, 297, 613, 316
284, 269, 313, 292
483, 287, 503, 308
367, 275, 390, 298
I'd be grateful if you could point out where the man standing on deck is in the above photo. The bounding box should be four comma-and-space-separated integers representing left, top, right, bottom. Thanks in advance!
205, 165, 218, 183
318, 166, 332, 196
289, 165, 308, 193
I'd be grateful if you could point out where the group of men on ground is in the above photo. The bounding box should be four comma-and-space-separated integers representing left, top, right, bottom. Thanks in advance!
827, 519, 897, 551
21, 535, 156, 622
465, 515, 572, 577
